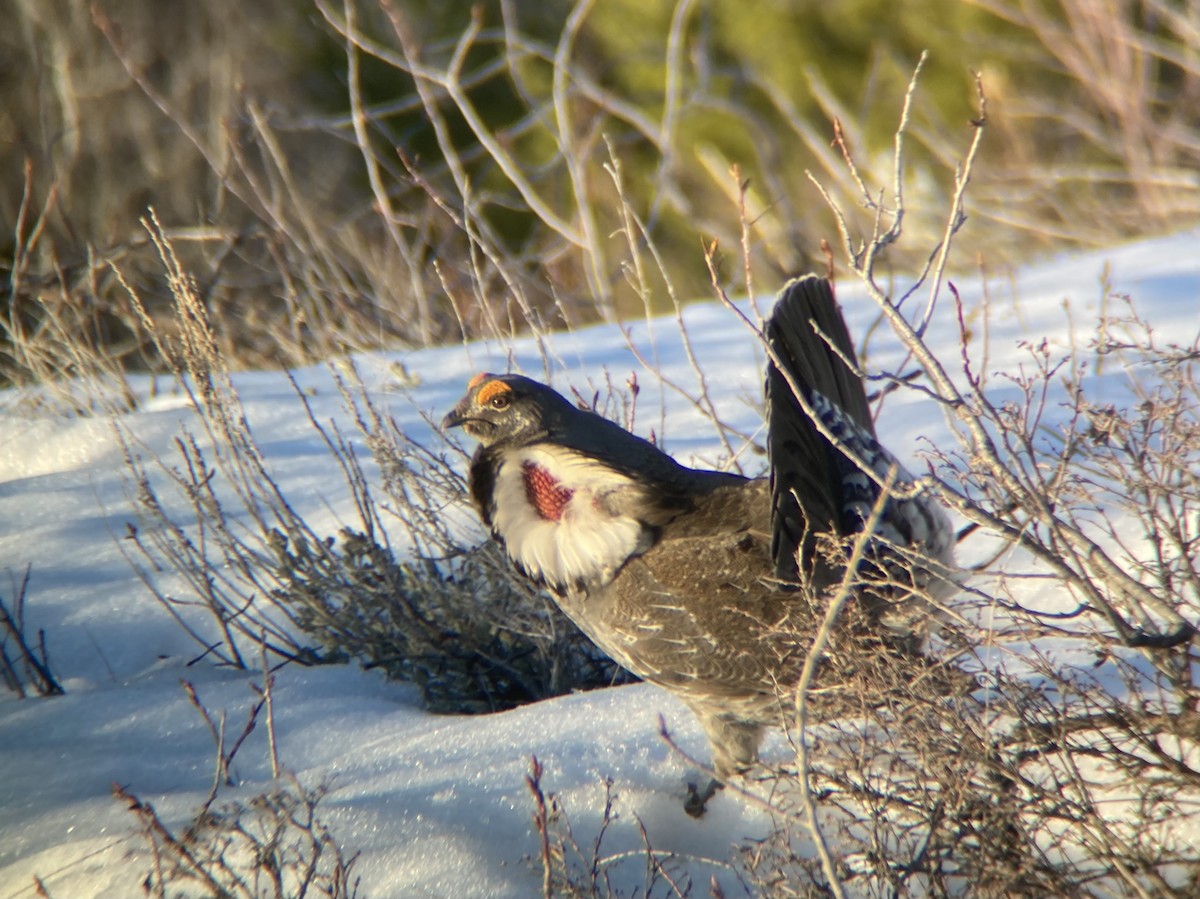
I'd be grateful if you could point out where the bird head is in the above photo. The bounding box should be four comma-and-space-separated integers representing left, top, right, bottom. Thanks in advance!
442, 373, 573, 448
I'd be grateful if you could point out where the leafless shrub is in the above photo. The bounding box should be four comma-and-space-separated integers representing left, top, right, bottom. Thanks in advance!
707, 55, 1200, 899
115, 218, 626, 711
181, 676, 275, 808
965, 0, 1200, 245
116, 671, 361, 899
525, 756, 742, 899
2, 159, 143, 414
117, 778, 362, 899
4, 0, 483, 404
0, 565, 65, 698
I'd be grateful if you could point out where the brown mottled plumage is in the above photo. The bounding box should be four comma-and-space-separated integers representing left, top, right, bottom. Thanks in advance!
442, 275, 956, 813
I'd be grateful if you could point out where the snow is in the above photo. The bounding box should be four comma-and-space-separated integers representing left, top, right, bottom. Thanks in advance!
2, 230, 1199, 898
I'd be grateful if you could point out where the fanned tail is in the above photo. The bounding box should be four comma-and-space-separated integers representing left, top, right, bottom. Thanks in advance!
765, 275, 873, 585
766, 275, 957, 632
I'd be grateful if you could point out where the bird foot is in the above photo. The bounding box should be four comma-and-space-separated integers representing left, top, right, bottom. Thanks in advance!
683, 778, 723, 817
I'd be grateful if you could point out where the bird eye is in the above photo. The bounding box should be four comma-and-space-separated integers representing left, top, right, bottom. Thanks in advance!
489, 394, 510, 410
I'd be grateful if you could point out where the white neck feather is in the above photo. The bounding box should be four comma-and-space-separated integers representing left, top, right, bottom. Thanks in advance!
490, 445, 651, 594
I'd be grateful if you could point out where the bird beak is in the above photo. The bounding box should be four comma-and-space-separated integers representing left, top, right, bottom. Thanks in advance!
442, 390, 477, 431
441, 403, 467, 430
443, 374, 502, 436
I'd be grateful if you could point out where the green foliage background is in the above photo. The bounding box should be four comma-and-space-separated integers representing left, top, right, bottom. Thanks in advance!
2, 0, 1197, 381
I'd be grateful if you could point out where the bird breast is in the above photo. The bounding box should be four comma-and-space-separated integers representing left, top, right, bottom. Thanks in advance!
489, 445, 653, 595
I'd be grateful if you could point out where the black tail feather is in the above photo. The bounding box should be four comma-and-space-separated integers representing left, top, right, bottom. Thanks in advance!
766, 275, 872, 584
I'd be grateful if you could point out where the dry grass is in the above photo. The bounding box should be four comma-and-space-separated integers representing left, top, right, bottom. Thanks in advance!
4, 0, 1198, 407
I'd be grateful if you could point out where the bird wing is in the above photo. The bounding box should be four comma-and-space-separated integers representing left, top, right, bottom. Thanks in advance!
568, 479, 812, 698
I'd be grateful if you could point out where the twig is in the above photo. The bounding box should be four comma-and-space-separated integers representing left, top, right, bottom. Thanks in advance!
0, 565, 64, 697
791, 467, 901, 899
525, 755, 554, 899
259, 630, 281, 779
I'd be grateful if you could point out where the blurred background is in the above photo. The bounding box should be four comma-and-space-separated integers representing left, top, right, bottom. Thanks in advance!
3, 0, 1197, 386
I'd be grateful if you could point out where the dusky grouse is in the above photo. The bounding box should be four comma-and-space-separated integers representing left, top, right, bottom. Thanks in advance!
442, 275, 956, 812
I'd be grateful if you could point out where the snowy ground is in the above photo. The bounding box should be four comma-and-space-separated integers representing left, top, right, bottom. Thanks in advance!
1, 232, 1198, 898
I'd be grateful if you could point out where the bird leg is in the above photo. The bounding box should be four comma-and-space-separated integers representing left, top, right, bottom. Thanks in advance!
684, 778, 724, 817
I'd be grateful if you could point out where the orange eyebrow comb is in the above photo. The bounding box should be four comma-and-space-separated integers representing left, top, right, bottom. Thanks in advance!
476, 378, 512, 406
